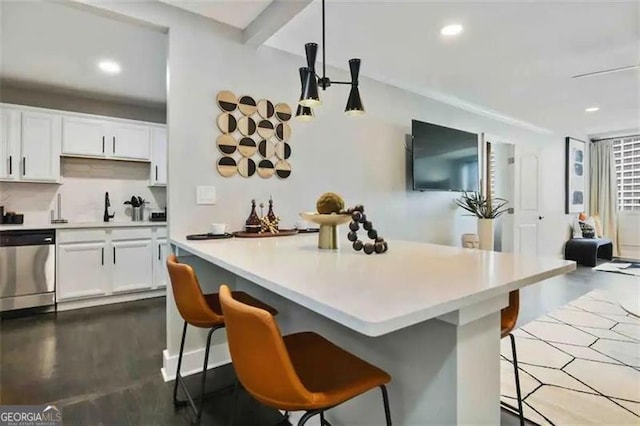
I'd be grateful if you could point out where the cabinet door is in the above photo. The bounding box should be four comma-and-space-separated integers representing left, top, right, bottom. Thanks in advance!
57, 242, 108, 301
112, 239, 153, 293
109, 122, 150, 161
0, 108, 21, 180
150, 127, 167, 185
62, 116, 106, 157
21, 111, 61, 182
152, 238, 169, 288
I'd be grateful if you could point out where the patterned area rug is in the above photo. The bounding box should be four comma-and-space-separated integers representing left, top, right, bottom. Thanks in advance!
594, 261, 640, 277
500, 290, 640, 425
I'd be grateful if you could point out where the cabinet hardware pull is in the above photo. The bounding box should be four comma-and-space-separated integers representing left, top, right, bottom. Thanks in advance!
101, 247, 104, 265
22, 157, 25, 175
112, 136, 115, 153
113, 247, 116, 264
8, 156, 12, 175
158, 244, 161, 260
102, 136, 105, 153
155, 165, 158, 181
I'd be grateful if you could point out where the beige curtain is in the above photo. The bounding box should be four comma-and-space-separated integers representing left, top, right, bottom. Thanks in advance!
590, 140, 619, 256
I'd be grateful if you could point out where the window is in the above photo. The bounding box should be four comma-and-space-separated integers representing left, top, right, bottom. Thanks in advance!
612, 135, 640, 211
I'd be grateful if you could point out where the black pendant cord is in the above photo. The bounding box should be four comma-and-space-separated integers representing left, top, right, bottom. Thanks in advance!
321, 0, 326, 87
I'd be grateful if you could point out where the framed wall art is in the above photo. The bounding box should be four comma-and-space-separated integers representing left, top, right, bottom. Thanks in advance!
565, 137, 586, 214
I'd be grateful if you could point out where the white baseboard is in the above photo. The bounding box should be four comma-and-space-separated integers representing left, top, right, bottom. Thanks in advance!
56, 289, 165, 311
161, 344, 231, 382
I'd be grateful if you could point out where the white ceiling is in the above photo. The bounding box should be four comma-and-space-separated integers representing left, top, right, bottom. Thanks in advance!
0, 1, 167, 104
158, 0, 273, 29
266, 1, 640, 136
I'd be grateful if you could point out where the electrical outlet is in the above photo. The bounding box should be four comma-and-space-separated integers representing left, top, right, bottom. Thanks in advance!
196, 186, 216, 205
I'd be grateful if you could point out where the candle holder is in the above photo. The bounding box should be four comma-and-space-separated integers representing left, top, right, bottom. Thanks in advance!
299, 212, 351, 249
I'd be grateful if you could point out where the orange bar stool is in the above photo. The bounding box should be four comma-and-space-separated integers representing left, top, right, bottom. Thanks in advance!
166, 255, 277, 425
501, 290, 524, 426
218, 284, 393, 426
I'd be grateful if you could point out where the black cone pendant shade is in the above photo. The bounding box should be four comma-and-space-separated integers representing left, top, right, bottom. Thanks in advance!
296, 67, 314, 121
299, 44, 320, 107
345, 58, 364, 115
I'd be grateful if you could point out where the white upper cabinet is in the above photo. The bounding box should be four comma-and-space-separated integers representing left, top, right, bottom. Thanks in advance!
62, 116, 107, 157
109, 122, 150, 161
150, 127, 167, 186
20, 111, 61, 182
0, 108, 21, 180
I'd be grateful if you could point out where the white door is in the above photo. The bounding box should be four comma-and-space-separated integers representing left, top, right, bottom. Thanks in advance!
150, 127, 167, 185
57, 242, 108, 301
512, 145, 543, 256
112, 239, 153, 293
0, 108, 21, 180
21, 111, 61, 182
108, 122, 150, 161
153, 238, 168, 288
62, 116, 107, 157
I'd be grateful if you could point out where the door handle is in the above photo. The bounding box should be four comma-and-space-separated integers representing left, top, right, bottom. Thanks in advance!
8, 155, 12, 175
538, 216, 545, 220
22, 157, 26, 175
101, 247, 104, 265
113, 246, 116, 264
102, 136, 105, 153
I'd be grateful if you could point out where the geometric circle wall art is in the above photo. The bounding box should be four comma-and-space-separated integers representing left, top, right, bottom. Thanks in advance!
217, 113, 237, 134
275, 141, 291, 160
275, 160, 291, 179
257, 99, 274, 119
238, 157, 256, 178
257, 159, 275, 178
257, 119, 274, 139
238, 95, 257, 116
258, 139, 276, 159
275, 103, 292, 122
275, 122, 291, 141
217, 134, 237, 155
217, 91, 237, 112
238, 137, 257, 157
217, 156, 237, 177
238, 116, 256, 136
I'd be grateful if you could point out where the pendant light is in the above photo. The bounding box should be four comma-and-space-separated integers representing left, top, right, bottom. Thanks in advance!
297, 0, 364, 116
296, 67, 315, 121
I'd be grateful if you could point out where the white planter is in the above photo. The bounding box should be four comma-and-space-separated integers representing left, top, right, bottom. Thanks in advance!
478, 219, 494, 251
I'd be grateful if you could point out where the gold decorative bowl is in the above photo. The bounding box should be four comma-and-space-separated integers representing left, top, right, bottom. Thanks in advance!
300, 212, 351, 249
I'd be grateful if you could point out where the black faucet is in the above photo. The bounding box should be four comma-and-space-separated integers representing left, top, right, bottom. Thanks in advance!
103, 192, 115, 222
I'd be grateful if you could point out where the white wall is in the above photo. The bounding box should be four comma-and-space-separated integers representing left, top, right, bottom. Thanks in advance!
79, 0, 580, 354
0, 158, 166, 224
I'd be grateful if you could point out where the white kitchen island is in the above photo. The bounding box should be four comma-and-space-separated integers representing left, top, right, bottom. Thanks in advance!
170, 235, 575, 425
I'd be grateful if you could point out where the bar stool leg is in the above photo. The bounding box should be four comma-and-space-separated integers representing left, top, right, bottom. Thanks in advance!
319, 411, 331, 426
195, 325, 223, 425
380, 385, 392, 426
509, 333, 525, 426
173, 321, 188, 407
298, 410, 322, 426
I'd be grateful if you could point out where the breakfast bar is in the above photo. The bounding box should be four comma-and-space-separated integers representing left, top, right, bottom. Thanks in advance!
171, 234, 575, 425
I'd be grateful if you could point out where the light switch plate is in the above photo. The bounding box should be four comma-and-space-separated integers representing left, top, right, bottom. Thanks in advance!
196, 186, 216, 205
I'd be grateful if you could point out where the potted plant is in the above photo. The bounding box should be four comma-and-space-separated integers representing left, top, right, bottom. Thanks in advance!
455, 192, 509, 250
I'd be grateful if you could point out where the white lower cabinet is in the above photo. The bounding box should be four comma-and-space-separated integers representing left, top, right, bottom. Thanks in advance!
57, 241, 109, 301
112, 239, 153, 293
56, 227, 166, 304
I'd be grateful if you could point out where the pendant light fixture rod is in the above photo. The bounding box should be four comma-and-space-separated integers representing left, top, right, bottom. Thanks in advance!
321, 0, 327, 89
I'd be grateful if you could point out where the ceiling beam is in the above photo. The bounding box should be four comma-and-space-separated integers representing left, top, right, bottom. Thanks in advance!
243, 0, 312, 46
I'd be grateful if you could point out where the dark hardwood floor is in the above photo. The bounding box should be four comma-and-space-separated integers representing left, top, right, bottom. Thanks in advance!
0, 263, 631, 425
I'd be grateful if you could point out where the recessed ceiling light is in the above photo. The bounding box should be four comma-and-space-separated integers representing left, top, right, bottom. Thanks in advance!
441, 24, 463, 36
585, 106, 600, 112
98, 60, 121, 75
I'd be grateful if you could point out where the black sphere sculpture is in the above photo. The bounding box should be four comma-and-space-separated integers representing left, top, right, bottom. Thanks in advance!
347, 205, 389, 255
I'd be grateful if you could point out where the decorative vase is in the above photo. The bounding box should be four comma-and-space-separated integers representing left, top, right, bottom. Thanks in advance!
300, 212, 351, 249
477, 218, 494, 251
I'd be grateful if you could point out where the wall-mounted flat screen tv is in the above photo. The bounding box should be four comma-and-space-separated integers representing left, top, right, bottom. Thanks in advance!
411, 120, 479, 192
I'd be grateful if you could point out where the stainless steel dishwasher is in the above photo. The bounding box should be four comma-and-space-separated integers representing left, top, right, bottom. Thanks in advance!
0, 229, 56, 312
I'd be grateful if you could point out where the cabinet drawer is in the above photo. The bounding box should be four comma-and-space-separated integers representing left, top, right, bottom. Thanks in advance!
58, 229, 107, 244
110, 227, 152, 240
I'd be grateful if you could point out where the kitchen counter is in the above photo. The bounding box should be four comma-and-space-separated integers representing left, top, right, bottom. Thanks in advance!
170, 235, 575, 425
0, 221, 166, 231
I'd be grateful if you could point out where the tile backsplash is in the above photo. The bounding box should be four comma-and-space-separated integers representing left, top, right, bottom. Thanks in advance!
0, 157, 166, 225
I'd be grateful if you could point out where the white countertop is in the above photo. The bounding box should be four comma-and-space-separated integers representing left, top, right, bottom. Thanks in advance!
172, 235, 576, 337
0, 221, 167, 231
